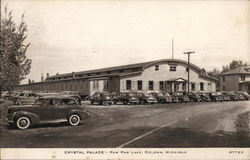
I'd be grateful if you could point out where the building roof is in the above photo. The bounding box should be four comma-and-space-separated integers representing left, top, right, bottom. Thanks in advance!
220, 66, 250, 76
49, 61, 151, 78
47, 58, 217, 81
166, 78, 187, 82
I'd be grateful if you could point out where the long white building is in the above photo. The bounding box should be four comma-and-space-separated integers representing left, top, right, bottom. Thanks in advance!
16, 59, 218, 96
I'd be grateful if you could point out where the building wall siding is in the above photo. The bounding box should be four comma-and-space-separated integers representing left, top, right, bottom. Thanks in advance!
220, 75, 239, 91
120, 63, 216, 92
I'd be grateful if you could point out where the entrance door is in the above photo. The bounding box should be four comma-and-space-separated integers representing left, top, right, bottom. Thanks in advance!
174, 84, 179, 92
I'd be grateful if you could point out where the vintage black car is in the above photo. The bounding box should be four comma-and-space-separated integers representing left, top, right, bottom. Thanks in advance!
61, 91, 88, 101
90, 91, 113, 105
112, 92, 140, 105
170, 93, 180, 103
222, 91, 238, 101
136, 91, 158, 104
198, 92, 211, 102
208, 92, 224, 102
217, 92, 230, 101
149, 91, 172, 103
15, 92, 38, 105
5, 96, 90, 129
184, 92, 201, 102
237, 92, 250, 100
235, 92, 246, 101
170, 92, 190, 103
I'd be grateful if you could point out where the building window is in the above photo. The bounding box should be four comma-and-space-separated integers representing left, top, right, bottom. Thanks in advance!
93, 80, 99, 90
191, 83, 195, 91
200, 82, 204, 91
182, 84, 186, 91
223, 76, 225, 82
186, 67, 189, 72
104, 80, 108, 90
107, 71, 111, 74
126, 80, 131, 90
155, 65, 159, 71
223, 85, 225, 91
241, 75, 245, 81
170, 66, 176, 72
159, 81, 164, 90
119, 70, 124, 73
133, 68, 139, 72
137, 80, 142, 90
149, 81, 154, 90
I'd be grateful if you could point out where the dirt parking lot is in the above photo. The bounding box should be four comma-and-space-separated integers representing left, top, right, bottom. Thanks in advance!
0, 100, 250, 147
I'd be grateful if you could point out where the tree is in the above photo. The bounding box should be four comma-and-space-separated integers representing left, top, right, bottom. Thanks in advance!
201, 68, 207, 75
0, 7, 32, 97
207, 68, 221, 78
222, 60, 248, 73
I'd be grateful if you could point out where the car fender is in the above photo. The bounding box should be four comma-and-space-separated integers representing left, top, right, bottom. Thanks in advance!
14, 111, 40, 124
67, 109, 90, 120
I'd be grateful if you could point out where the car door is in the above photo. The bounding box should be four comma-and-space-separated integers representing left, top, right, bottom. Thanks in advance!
37, 98, 64, 122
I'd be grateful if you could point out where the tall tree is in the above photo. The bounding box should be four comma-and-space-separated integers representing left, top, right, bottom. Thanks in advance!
0, 7, 32, 96
207, 68, 221, 77
222, 60, 248, 73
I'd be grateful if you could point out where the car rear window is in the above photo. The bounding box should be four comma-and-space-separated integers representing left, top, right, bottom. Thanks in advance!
62, 99, 76, 105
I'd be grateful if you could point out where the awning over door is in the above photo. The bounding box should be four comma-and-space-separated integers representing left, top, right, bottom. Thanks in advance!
166, 78, 187, 82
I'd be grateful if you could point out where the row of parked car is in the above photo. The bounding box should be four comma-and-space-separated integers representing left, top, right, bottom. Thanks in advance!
89, 90, 250, 105
1, 90, 83, 105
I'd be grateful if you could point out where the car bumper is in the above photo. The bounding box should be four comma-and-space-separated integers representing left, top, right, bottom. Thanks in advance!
147, 100, 157, 103
102, 100, 113, 103
129, 100, 140, 103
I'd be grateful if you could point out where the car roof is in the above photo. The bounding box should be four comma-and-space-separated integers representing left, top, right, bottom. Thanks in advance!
95, 91, 110, 94
38, 95, 75, 100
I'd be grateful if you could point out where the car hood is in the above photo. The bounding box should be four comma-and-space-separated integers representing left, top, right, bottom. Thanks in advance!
8, 105, 33, 110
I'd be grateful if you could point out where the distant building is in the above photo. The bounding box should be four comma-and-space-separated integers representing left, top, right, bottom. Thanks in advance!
219, 66, 250, 93
41, 73, 44, 82
16, 59, 218, 96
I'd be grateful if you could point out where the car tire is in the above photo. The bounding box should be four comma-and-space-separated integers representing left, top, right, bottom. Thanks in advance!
68, 114, 80, 126
16, 116, 31, 130
123, 100, 128, 105
140, 100, 145, 105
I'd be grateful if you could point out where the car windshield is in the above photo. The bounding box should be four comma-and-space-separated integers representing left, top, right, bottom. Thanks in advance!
19, 93, 25, 96
163, 93, 170, 96
102, 93, 110, 96
211, 93, 217, 96
242, 92, 249, 96
144, 93, 152, 96
157, 92, 164, 96
228, 92, 235, 95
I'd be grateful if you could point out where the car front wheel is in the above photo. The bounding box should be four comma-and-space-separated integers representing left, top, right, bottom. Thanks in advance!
68, 114, 80, 126
16, 116, 31, 130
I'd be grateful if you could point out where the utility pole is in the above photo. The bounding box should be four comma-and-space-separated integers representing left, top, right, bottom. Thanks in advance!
183, 51, 195, 92
172, 38, 174, 59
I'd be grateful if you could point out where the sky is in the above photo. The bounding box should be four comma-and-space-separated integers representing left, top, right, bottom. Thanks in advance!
2, 0, 250, 84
